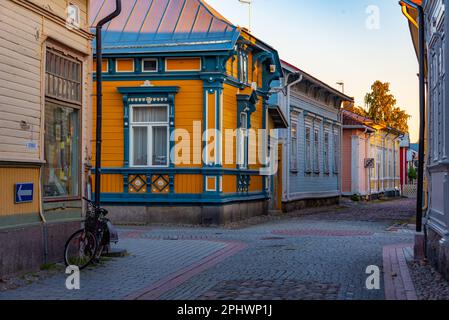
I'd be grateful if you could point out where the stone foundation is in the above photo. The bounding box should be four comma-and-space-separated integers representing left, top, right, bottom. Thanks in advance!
0, 220, 80, 277
105, 200, 269, 226
426, 227, 449, 281
282, 196, 340, 213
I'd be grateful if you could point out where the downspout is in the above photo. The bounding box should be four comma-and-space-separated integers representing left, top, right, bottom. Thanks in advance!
400, 0, 426, 234
94, 0, 122, 207
285, 73, 303, 202
38, 167, 48, 264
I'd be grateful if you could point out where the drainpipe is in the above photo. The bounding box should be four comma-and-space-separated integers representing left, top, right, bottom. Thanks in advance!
285, 73, 303, 202
38, 167, 48, 264
400, 0, 426, 234
416, 5, 426, 234
94, 0, 122, 207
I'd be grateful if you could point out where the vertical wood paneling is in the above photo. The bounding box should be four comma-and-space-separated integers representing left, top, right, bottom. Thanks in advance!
0, 167, 40, 216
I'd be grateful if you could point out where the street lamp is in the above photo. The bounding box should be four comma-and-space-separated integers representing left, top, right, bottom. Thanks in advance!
238, 0, 252, 31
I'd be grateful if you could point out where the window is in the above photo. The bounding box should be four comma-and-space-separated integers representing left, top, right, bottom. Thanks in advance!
142, 59, 158, 72
130, 105, 169, 167
43, 47, 81, 198
237, 112, 248, 168
291, 120, 298, 172
45, 48, 81, 104
314, 128, 320, 173
305, 127, 312, 173
333, 132, 340, 173
324, 131, 330, 174
239, 51, 248, 84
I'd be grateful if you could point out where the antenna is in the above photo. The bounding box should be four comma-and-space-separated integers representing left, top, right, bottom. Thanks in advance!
336, 81, 345, 94
238, 0, 252, 32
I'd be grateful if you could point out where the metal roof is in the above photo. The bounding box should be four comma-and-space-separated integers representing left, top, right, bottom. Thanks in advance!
281, 60, 354, 103
90, 0, 241, 54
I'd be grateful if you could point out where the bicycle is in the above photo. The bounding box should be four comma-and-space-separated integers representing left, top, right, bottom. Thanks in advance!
64, 198, 118, 270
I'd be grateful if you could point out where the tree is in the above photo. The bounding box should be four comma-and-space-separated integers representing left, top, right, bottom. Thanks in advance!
408, 166, 417, 184
364, 81, 410, 133
343, 101, 367, 117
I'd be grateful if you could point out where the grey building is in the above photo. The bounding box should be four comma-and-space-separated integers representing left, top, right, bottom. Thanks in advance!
402, 0, 449, 278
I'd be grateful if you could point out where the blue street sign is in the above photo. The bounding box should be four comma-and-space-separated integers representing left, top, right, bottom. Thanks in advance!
15, 183, 34, 203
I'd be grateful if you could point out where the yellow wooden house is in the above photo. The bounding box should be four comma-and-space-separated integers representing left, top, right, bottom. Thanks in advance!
91, 0, 287, 224
0, 0, 93, 275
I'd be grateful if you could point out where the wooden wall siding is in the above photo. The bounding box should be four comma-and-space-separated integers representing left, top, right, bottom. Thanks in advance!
249, 176, 263, 192
222, 84, 238, 169
249, 99, 263, 171
0, 0, 91, 163
116, 59, 134, 72
206, 176, 217, 191
28, 0, 89, 30
206, 90, 216, 164
165, 58, 201, 71
222, 175, 236, 193
0, 167, 40, 216
92, 59, 108, 73
174, 174, 203, 194
92, 80, 204, 168
91, 174, 123, 193
282, 92, 341, 197
341, 130, 353, 193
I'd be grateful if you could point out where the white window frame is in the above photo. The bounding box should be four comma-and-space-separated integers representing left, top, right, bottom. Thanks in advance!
239, 51, 249, 84
142, 58, 158, 73
129, 104, 170, 168
324, 130, 330, 174
333, 130, 340, 174
115, 58, 135, 73
290, 118, 298, 172
313, 126, 320, 173
305, 126, 312, 173
237, 112, 248, 169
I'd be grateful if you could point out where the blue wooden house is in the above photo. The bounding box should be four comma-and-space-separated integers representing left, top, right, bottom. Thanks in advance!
272, 60, 353, 211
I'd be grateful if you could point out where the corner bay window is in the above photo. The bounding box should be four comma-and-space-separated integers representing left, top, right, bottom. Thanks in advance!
43, 47, 81, 198
131, 105, 169, 167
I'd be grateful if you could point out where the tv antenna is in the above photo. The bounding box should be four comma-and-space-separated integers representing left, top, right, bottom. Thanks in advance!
238, 0, 252, 32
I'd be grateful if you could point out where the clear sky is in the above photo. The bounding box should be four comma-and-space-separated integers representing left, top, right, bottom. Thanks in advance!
206, 0, 419, 142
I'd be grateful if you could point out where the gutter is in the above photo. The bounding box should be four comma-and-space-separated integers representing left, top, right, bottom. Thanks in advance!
400, 0, 426, 234
94, 0, 122, 207
284, 73, 303, 202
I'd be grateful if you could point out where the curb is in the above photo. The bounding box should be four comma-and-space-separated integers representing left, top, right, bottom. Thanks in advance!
383, 243, 418, 300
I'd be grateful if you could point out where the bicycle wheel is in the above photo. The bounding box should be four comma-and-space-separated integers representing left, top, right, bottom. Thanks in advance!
64, 229, 97, 270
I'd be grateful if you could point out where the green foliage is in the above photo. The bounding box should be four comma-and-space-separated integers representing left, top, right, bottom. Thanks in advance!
364, 81, 410, 133
351, 194, 361, 202
408, 166, 417, 183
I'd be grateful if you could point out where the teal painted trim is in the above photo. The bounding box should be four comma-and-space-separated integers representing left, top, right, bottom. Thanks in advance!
108, 58, 116, 74
94, 192, 268, 205
0, 212, 41, 230
117, 86, 180, 94
94, 51, 232, 59
118, 87, 178, 169
92, 167, 261, 176
122, 94, 130, 167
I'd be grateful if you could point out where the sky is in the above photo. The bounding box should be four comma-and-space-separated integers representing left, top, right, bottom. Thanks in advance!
206, 0, 420, 142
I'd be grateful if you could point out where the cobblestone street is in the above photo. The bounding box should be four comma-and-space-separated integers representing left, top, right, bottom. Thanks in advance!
0, 198, 417, 300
